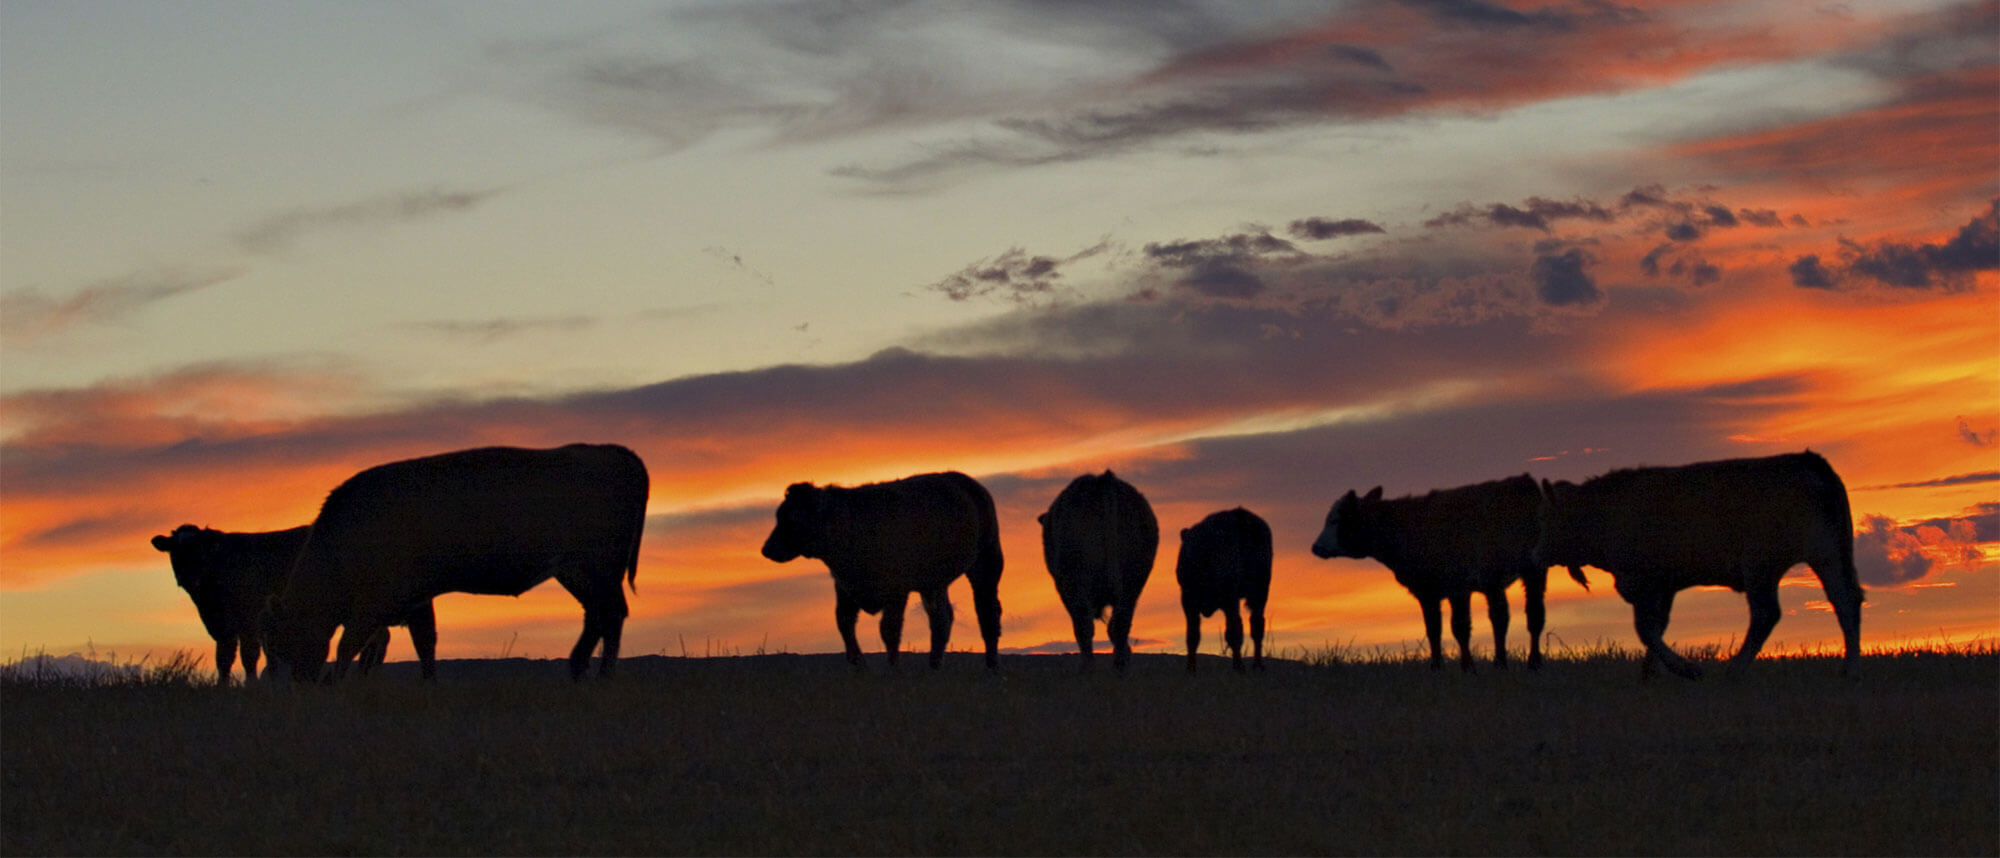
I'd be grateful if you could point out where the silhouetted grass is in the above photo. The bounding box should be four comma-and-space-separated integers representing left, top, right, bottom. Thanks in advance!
3, 645, 1993, 856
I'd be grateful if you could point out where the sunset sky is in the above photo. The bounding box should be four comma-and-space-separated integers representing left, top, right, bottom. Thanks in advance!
3, 0, 1995, 670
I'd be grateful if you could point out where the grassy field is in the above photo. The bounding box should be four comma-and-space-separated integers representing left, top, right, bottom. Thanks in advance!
3, 645, 1994, 856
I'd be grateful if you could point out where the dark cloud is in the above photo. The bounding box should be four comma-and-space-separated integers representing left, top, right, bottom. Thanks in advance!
1788, 254, 1839, 289
1792, 198, 1997, 290
1640, 244, 1720, 285
1142, 232, 1299, 300
1326, 44, 1393, 71
1853, 503, 1998, 587
924, 241, 1110, 305
1855, 470, 2000, 491
1426, 196, 1616, 232
0, 268, 242, 343
235, 188, 501, 254
1529, 248, 1600, 306
1854, 514, 1934, 586
1958, 417, 1996, 448
1663, 221, 1703, 242
1288, 217, 1387, 240
1736, 208, 1783, 227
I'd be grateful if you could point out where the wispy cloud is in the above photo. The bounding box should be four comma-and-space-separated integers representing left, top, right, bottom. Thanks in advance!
403, 315, 596, 344
0, 268, 242, 343
234, 187, 502, 254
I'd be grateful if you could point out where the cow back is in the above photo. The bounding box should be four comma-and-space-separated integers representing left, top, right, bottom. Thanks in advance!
1176, 507, 1272, 612
1041, 471, 1159, 610
813, 471, 997, 603
1369, 475, 1541, 594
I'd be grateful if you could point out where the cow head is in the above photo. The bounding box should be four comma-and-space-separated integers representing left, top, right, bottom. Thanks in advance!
1532, 479, 1589, 572
258, 595, 330, 685
151, 524, 223, 594
761, 482, 825, 563
1311, 486, 1381, 559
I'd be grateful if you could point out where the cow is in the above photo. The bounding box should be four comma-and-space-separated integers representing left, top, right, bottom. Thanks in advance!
1533, 451, 1864, 679
1038, 470, 1159, 673
1311, 474, 1588, 672
261, 444, 649, 683
760, 471, 1005, 671
151, 524, 434, 683
1175, 507, 1272, 674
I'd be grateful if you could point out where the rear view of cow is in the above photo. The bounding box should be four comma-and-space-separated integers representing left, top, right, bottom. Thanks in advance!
155, 524, 435, 684
761, 471, 1005, 671
1312, 474, 1582, 671
1175, 508, 1272, 673
262, 444, 649, 683
1039, 471, 1159, 673
1535, 451, 1864, 679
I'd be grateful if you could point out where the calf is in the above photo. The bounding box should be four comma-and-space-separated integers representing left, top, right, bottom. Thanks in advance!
1312, 474, 1585, 671
1175, 508, 1272, 673
762, 471, 1005, 671
152, 525, 429, 683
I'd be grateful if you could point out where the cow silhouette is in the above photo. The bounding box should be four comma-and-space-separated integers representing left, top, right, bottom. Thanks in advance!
1313, 474, 1586, 671
1535, 451, 1864, 679
1039, 471, 1159, 673
261, 444, 648, 683
761, 471, 1005, 671
152, 524, 433, 683
1175, 507, 1272, 673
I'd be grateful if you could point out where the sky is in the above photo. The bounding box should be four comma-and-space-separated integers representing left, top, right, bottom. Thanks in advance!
2, 0, 1995, 670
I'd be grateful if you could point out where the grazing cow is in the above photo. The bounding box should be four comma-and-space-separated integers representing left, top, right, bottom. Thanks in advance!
151, 524, 433, 683
1039, 471, 1159, 673
1175, 508, 1272, 674
262, 444, 649, 683
1311, 474, 1587, 672
761, 471, 1005, 671
1534, 451, 1864, 679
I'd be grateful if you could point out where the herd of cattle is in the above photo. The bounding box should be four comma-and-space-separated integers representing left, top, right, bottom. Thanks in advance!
152, 444, 1867, 686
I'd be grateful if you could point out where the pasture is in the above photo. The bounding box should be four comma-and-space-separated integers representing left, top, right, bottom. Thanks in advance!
4, 645, 1995, 856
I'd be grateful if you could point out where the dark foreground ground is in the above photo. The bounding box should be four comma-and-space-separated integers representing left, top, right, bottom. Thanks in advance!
3, 647, 1995, 856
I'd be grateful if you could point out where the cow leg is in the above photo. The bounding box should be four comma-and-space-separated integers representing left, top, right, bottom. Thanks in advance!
1419, 598, 1445, 671
1183, 608, 1202, 674
1810, 557, 1865, 678
1223, 603, 1246, 673
1485, 587, 1511, 670
557, 574, 604, 680
1248, 599, 1266, 672
1632, 589, 1701, 680
1109, 603, 1137, 674
593, 588, 629, 679
835, 589, 865, 670
408, 602, 439, 681
213, 637, 237, 687
357, 627, 391, 675
1727, 577, 1783, 677
331, 623, 382, 682
1448, 592, 1475, 673
239, 635, 262, 685
1523, 567, 1549, 671
878, 591, 910, 670
919, 587, 955, 669
969, 574, 1003, 672
1070, 609, 1096, 673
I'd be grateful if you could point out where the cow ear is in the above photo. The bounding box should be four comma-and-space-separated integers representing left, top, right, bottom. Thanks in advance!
1181, 527, 1192, 539
1036, 513, 1048, 526
1364, 486, 1383, 502
151, 535, 173, 552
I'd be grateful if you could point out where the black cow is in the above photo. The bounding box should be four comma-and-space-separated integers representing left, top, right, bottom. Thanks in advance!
1039, 471, 1159, 673
152, 524, 431, 683
1175, 507, 1272, 673
761, 471, 1005, 671
1535, 451, 1864, 679
261, 444, 649, 683
1312, 474, 1586, 671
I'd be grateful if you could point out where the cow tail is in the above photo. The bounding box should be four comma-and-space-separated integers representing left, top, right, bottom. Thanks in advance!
1100, 472, 1120, 623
